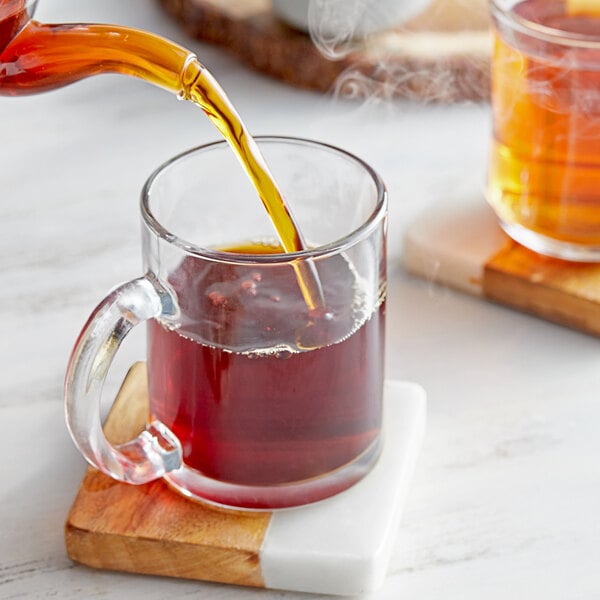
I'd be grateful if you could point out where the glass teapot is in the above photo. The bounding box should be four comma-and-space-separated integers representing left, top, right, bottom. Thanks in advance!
0, 0, 204, 97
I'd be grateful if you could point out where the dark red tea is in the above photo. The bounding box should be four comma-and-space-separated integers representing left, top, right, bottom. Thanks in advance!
147, 243, 385, 490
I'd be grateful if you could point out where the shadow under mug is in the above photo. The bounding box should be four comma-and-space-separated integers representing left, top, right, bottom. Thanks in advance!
65, 137, 388, 510
488, 0, 600, 261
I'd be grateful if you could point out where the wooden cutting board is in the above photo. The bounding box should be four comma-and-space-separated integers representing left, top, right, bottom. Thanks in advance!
158, 0, 492, 102
404, 197, 600, 337
65, 363, 426, 595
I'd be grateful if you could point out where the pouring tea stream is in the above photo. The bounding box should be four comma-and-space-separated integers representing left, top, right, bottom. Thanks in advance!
0, 0, 324, 311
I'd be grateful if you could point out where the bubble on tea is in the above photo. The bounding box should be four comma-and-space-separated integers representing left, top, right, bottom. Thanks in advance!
295, 309, 335, 350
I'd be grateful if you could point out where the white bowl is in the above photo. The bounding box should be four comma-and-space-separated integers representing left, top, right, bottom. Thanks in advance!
272, 0, 434, 37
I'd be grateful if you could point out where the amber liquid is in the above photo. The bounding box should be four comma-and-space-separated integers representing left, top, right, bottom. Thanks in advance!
0, 1, 323, 308
489, 0, 600, 248
147, 243, 385, 508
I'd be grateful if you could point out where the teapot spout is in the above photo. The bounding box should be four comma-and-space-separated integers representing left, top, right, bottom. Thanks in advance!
0, 16, 198, 97
0, 0, 37, 52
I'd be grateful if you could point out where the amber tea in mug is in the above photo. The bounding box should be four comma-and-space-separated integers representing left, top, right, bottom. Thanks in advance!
488, 0, 600, 261
65, 137, 387, 510
148, 249, 384, 491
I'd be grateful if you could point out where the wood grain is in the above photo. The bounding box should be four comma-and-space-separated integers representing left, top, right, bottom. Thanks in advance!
65, 363, 271, 587
158, 0, 491, 102
484, 242, 600, 337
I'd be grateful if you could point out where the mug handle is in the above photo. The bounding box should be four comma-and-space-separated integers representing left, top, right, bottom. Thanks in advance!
64, 273, 182, 484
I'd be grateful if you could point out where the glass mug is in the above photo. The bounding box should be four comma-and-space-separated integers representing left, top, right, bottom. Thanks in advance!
65, 137, 387, 510
488, 0, 600, 261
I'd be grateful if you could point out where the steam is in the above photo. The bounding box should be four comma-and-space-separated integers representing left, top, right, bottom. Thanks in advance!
332, 57, 489, 104
306, 0, 491, 104
307, 0, 398, 60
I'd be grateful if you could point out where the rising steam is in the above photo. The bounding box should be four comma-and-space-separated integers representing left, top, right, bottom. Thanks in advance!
306, 0, 491, 103
307, 0, 401, 59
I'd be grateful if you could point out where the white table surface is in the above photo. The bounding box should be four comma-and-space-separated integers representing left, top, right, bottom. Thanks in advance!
2, 1, 599, 598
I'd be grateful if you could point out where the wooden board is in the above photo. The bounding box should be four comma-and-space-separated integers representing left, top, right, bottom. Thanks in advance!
65, 363, 270, 587
403, 198, 600, 337
65, 363, 427, 595
158, 0, 492, 102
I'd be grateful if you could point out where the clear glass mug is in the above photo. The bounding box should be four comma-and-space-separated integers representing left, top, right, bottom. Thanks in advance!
487, 0, 600, 261
65, 137, 387, 510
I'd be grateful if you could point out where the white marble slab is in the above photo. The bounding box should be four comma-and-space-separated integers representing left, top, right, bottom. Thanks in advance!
261, 381, 426, 596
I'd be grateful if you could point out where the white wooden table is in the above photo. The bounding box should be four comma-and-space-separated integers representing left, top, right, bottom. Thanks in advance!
1, 1, 599, 598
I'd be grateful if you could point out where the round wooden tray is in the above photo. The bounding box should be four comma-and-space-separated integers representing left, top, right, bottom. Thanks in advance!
158, 0, 492, 102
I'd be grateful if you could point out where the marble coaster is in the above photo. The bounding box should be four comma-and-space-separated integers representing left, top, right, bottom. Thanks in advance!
65, 364, 426, 596
261, 380, 426, 595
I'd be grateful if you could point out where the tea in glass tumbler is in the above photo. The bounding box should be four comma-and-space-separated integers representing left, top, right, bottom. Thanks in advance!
488, 0, 600, 261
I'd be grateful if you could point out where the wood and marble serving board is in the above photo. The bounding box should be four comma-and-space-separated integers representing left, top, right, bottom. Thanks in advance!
403, 198, 600, 337
158, 0, 492, 102
65, 363, 426, 596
